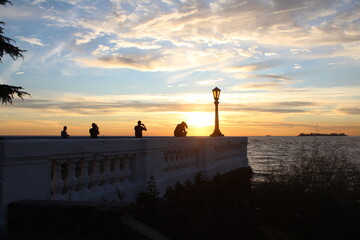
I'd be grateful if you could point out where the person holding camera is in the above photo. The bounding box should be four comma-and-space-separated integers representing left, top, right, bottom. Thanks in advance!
89, 123, 100, 138
134, 120, 147, 138
61, 126, 70, 139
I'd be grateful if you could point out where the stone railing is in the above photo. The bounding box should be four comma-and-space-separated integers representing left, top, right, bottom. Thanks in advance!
0, 136, 248, 223
49, 153, 135, 202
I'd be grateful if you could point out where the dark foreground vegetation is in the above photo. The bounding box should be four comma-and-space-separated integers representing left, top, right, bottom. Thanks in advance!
128, 168, 256, 239
128, 146, 359, 240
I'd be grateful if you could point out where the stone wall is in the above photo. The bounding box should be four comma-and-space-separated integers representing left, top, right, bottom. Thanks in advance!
0, 136, 248, 224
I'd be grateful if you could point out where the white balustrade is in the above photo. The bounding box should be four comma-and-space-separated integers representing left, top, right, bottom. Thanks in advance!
164, 148, 200, 177
48, 153, 135, 202
0, 136, 248, 224
215, 143, 242, 161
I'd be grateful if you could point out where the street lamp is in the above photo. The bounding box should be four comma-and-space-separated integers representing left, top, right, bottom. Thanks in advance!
210, 87, 224, 137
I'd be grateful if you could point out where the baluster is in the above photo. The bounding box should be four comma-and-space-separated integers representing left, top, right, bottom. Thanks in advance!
122, 155, 132, 187
184, 150, 190, 169
112, 155, 124, 192
90, 154, 104, 200
164, 153, 169, 171
51, 159, 66, 200
168, 152, 174, 175
179, 150, 184, 172
192, 149, 198, 169
65, 158, 81, 200
175, 151, 181, 174
169, 152, 176, 176
102, 155, 116, 200
188, 149, 193, 169
165, 153, 171, 177
182, 150, 188, 173
77, 157, 91, 200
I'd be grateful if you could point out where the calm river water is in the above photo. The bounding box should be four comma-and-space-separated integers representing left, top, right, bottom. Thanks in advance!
247, 136, 360, 180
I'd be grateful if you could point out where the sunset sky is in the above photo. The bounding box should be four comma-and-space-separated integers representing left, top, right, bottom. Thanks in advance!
1, 0, 360, 136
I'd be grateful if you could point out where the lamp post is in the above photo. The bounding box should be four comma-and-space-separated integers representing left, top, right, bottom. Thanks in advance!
210, 87, 224, 137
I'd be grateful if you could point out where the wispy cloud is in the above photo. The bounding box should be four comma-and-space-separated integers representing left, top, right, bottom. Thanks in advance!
17, 0, 360, 74
226, 61, 280, 73
17, 36, 46, 46
293, 64, 301, 69
338, 108, 360, 115
230, 82, 282, 91
196, 78, 225, 86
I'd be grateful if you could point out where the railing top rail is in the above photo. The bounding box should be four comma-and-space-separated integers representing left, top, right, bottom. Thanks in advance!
1, 136, 247, 160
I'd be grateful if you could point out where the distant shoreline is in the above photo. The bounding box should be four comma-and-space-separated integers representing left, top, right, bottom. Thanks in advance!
298, 133, 348, 136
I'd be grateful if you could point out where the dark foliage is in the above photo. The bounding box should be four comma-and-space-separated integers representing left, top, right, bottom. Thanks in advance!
0, 0, 26, 62
253, 181, 360, 240
0, 84, 30, 105
127, 167, 256, 240
254, 142, 360, 240
136, 176, 165, 206
0, 0, 29, 105
128, 151, 359, 240
0, 21, 25, 62
0, 0, 11, 6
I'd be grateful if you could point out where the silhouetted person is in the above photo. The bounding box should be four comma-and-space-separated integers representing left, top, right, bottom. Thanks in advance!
174, 121, 188, 137
61, 126, 70, 139
89, 123, 100, 138
134, 120, 147, 138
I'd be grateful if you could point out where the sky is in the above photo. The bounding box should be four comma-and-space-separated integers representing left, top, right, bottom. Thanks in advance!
1, 0, 360, 137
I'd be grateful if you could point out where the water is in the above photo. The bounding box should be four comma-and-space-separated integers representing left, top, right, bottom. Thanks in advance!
247, 136, 360, 180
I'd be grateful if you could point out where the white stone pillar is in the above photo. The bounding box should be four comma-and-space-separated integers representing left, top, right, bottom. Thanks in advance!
51, 160, 66, 200
122, 155, 132, 187
112, 155, 124, 192
77, 157, 92, 200
102, 155, 116, 201
89, 154, 104, 200
64, 159, 81, 201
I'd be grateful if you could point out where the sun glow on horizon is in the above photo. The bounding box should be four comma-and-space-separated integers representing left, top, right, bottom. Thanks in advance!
184, 112, 214, 127
183, 112, 215, 135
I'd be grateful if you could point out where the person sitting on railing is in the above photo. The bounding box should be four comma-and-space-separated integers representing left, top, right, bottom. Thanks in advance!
89, 123, 100, 138
61, 126, 70, 139
174, 121, 188, 137
134, 120, 147, 138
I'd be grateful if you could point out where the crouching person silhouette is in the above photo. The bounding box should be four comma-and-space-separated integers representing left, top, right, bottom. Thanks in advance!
174, 121, 188, 137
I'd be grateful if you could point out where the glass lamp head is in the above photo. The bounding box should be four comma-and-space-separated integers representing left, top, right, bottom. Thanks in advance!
212, 87, 221, 100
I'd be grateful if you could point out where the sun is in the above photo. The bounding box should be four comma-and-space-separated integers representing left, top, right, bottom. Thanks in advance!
184, 112, 214, 128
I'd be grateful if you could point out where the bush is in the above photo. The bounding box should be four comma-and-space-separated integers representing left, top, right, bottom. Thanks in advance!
136, 176, 164, 206
128, 168, 256, 240
267, 141, 359, 199
255, 141, 360, 239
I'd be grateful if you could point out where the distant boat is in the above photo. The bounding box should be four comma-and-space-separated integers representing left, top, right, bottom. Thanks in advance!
298, 133, 348, 136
